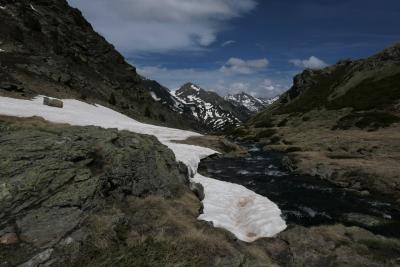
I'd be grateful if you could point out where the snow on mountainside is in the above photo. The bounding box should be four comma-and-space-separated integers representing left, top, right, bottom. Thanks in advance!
0, 95, 287, 242
225, 92, 279, 113
172, 83, 248, 131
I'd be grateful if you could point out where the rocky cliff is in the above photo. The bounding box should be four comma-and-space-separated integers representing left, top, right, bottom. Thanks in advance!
0, 0, 197, 130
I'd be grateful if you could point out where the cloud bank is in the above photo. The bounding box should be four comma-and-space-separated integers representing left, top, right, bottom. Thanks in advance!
220, 57, 269, 74
67, 0, 256, 54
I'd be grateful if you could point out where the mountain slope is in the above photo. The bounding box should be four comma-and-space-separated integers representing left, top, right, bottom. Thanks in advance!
225, 92, 278, 113
236, 43, 400, 200
0, 0, 197, 130
265, 44, 400, 116
173, 83, 250, 131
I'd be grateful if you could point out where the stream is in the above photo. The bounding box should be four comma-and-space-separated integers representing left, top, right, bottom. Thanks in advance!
198, 143, 400, 238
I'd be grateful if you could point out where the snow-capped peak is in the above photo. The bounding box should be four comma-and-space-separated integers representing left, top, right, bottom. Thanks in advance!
174, 83, 244, 131
225, 92, 279, 113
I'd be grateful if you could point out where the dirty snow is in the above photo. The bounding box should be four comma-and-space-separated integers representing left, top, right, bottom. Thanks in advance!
0, 96, 286, 242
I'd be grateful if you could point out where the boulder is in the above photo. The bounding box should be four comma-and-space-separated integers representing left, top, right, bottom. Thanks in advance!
43, 97, 63, 108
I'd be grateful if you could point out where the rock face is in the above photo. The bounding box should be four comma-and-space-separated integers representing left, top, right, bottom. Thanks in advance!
173, 83, 249, 131
0, 117, 188, 266
0, 0, 197, 130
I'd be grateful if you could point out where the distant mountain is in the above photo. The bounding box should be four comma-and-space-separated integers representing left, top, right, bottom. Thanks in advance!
168, 83, 251, 131
225, 92, 278, 113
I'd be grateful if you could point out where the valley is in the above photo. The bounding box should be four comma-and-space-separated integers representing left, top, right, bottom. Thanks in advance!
0, 0, 399, 266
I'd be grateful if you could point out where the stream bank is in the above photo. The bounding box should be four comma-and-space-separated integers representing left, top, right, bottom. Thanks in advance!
199, 143, 400, 238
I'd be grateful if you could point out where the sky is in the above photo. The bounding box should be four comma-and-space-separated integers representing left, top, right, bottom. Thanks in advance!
67, 0, 400, 98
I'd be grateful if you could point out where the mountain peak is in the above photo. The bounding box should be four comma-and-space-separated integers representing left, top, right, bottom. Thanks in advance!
225, 92, 277, 113
178, 83, 202, 94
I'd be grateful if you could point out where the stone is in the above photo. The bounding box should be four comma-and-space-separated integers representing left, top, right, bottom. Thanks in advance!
43, 97, 63, 108
0, 233, 19, 245
18, 249, 54, 267
342, 213, 389, 228
189, 182, 205, 201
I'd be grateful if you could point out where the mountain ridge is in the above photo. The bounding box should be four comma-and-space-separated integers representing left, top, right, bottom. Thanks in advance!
225, 91, 278, 113
0, 0, 201, 130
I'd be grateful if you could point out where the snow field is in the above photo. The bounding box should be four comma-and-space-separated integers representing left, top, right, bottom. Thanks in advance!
0, 96, 286, 242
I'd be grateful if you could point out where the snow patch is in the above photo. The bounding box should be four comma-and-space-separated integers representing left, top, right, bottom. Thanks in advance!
0, 48, 5, 53
150, 92, 161, 101
0, 6, 6, 10
193, 175, 287, 242
191, 84, 200, 91
0, 96, 287, 242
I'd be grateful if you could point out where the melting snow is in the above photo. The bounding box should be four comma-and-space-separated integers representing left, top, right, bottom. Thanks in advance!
0, 96, 286, 242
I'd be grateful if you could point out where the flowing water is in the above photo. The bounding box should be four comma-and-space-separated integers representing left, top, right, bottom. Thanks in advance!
198, 143, 400, 238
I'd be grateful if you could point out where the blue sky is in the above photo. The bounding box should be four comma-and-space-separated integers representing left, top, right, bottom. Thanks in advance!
68, 0, 400, 98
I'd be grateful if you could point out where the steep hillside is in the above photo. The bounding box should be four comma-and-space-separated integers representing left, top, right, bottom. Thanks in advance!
0, 0, 197, 129
237, 43, 400, 200
225, 92, 278, 113
173, 83, 251, 131
263, 43, 400, 117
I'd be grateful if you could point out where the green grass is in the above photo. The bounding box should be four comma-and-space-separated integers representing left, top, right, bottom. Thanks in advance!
274, 65, 350, 114
327, 73, 400, 111
271, 68, 400, 115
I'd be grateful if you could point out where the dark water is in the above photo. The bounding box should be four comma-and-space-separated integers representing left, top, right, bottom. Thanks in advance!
198, 143, 400, 238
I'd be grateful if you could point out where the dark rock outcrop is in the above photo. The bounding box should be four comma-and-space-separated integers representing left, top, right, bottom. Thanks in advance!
0, 116, 188, 266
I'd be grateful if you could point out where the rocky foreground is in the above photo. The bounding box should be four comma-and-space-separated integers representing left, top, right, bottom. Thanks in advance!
1, 116, 400, 267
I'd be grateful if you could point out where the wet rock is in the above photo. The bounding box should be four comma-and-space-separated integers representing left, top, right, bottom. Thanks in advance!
281, 155, 296, 172
0, 82, 24, 92
342, 213, 390, 228
189, 182, 205, 201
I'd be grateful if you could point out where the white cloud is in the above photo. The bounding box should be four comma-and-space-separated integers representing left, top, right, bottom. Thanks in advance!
289, 56, 328, 69
67, 0, 256, 54
221, 40, 236, 47
220, 57, 269, 74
